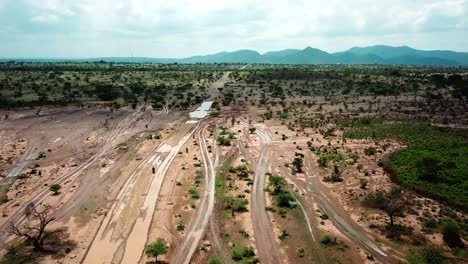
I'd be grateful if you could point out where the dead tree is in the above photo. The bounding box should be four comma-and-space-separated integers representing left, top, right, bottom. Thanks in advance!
9, 203, 57, 251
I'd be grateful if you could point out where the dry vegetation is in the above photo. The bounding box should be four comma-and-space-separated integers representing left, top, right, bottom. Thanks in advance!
0, 62, 466, 264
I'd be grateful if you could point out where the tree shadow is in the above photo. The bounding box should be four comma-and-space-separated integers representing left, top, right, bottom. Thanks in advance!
1, 227, 77, 264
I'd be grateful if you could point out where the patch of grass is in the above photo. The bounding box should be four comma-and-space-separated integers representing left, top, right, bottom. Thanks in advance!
215, 156, 233, 201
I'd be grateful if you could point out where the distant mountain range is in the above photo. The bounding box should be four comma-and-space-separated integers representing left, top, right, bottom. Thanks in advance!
3, 45, 468, 66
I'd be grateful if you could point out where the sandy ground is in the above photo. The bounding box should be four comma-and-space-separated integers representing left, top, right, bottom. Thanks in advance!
1, 69, 466, 264
0, 105, 183, 260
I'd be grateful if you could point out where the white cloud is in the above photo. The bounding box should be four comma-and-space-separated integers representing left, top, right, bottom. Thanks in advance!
0, 0, 467, 57
31, 14, 60, 23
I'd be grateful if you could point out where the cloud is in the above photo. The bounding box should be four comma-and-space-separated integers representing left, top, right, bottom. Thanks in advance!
0, 0, 467, 57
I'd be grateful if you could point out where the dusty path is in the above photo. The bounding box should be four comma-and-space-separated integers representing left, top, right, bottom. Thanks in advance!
251, 129, 283, 264
170, 123, 217, 264
83, 122, 199, 264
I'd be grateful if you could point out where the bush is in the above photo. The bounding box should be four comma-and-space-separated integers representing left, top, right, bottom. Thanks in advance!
320, 235, 336, 246
36, 152, 46, 160
278, 230, 289, 241
188, 187, 200, 199
176, 222, 185, 231
320, 214, 329, 220
49, 184, 62, 195
232, 245, 255, 261
441, 219, 463, 248
364, 146, 377, 156
275, 193, 296, 207
423, 218, 438, 230
422, 246, 447, 264
208, 256, 222, 264
217, 136, 231, 146
360, 179, 368, 189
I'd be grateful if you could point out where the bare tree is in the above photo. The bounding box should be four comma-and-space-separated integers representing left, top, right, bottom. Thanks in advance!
363, 188, 407, 226
9, 203, 57, 251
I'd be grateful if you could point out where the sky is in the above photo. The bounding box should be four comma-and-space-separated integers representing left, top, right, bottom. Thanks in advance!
0, 0, 467, 58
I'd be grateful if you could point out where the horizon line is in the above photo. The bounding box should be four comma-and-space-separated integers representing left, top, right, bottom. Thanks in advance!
1, 44, 468, 60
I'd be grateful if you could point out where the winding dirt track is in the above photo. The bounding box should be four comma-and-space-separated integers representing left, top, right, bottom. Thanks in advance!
170, 123, 217, 264
254, 126, 395, 264
251, 129, 283, 264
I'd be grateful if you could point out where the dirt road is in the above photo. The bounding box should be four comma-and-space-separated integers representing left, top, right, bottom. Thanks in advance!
170, 123, 217, 264
83, 121, 199, 264
251, 129, 283, 264
292, 170, 396, 263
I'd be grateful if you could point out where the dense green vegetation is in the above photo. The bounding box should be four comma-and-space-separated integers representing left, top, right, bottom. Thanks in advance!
343, 119, 468, 210
0, 62, 227, 109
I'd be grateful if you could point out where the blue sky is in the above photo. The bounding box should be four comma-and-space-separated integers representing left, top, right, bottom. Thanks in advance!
0, 0, 467, 58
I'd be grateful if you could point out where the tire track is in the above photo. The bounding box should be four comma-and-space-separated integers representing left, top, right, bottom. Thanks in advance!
170, 124, 217, 264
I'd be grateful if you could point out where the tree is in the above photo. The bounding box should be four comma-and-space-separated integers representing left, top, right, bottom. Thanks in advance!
226, 197, 248, 217
363, 188, 407, 226
441, 219, 463, 248
49, 183, 62, 195
276, 192, 296, 207
9, 203, 57, 251
417, 157, 443, 182
145, 239, 168, 263
324, 164, 343, 182
292, 157, 304, 173
94, 84, 121, 101
268, 175, 287, 194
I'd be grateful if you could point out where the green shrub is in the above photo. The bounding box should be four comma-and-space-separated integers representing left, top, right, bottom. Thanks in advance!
188, 187, 200, 199
275, 193, 296, 207
208, 255, 222, 264
364, 146, 377, 156
441, 219, 463, 248
278, 230, 289, 241
232, 245, 255, 261
320, 235, 337, 246
422, 247, 447, 264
